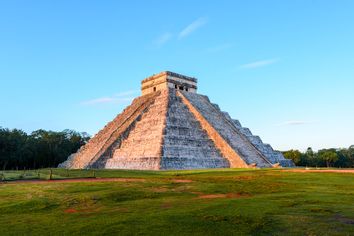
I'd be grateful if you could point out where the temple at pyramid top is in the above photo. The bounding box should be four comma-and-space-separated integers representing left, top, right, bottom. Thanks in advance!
59, 71, 294, 170
141, 71, 198, 95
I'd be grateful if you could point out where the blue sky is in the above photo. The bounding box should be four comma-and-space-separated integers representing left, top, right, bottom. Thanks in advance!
1, 0, 353, 151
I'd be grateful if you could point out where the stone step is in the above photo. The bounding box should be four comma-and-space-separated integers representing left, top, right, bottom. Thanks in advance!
160, 157, 229, 170
166, 119, 201, 128
105, 157, 161, 170
163, 135, 216, 147
162, 145, 222, 158
164, 127, 209, 140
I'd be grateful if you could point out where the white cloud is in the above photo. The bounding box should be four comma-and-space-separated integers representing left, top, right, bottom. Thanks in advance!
81, 90, 138, 106
178, 17, 207, 39
154, 32, 173, 46
275, 120, 315, 126
240, 58, 278, 69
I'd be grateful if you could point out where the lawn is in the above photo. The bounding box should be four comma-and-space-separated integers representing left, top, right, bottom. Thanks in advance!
0, 168, 353, 235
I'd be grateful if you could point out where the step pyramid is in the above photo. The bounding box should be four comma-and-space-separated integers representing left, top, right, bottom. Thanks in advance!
59, 71, 294, 169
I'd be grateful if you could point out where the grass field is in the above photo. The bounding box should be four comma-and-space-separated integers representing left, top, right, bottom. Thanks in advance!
0, 168, 353, 235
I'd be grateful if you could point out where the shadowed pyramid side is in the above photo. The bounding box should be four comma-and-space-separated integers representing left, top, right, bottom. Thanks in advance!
179, 91, 273, 168
221, 115, 295, 167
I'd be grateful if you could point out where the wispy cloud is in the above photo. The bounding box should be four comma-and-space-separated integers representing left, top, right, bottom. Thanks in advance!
206, 43, 233, 53
178, 17, 207, 39
154, 32, 173, 46
81, 90, 138, 106
275, 120, 315, 126
240, 58, 278, 69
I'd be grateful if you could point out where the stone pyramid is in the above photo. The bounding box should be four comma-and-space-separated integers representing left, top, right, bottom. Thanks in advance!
59, 71, 294, 169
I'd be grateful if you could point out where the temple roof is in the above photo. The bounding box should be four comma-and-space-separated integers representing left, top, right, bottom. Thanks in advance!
141, 71, 197, 84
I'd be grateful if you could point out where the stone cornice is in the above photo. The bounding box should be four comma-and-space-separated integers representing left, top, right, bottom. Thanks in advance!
141, 78, 198, 90
142, 71, 197, 84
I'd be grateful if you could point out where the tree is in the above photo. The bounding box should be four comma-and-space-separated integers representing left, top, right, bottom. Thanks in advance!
306, 147, 314, 158
283, 150, 302, 166
318, 150, 338, 168
0, 128, 90, 170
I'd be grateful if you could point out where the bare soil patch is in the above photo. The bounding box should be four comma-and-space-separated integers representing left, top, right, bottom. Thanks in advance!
64, 208, 78, 213
161, 203, 172, 209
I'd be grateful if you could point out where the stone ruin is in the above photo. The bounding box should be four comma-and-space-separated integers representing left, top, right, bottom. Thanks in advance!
59, 71, 294, 169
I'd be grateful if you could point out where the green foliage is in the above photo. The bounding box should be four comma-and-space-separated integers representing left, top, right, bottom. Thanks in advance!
318, 150, 339, 167
283, 147, 354, 168
0, 128, 90, 170
283, 150, 302, 164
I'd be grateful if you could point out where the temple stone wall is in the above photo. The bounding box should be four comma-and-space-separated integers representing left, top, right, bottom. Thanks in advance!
141, 77, 169, 96
180, 91, 273, 167
141, 71, 197, 95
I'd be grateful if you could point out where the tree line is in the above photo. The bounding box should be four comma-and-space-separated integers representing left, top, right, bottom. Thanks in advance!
283, 147, 354, 168
0, 128, 90, 170
1, 127, 354, 169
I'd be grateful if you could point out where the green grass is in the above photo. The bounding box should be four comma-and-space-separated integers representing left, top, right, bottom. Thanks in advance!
0, 168, 353, 235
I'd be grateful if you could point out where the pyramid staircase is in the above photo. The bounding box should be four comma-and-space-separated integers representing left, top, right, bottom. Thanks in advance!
160, 90, 229, 169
